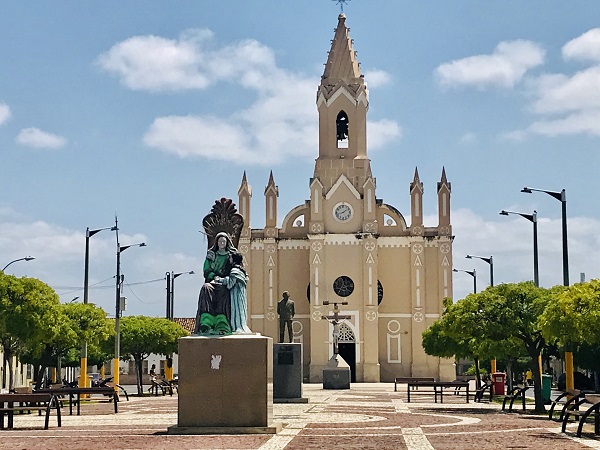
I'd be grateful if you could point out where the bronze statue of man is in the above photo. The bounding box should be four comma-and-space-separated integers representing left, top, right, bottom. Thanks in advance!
277, 291, 295, 343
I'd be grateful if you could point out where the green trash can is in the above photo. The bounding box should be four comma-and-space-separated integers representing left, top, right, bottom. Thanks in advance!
542, 374, 552, 403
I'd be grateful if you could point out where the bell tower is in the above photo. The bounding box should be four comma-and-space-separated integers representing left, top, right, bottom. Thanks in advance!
314, 13, 371, 195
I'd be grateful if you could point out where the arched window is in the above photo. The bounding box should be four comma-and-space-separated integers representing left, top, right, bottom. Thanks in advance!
336, 111, 349, 149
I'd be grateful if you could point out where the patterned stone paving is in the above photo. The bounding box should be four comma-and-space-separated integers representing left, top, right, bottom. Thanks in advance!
1, 383, 600, 449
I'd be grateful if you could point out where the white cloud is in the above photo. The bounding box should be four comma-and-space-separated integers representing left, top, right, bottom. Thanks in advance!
364, 69, 392, 88
563, 28, 600, 63
0, 103, 11, 125
527, 110, 600, 136
503, 29, 600, 139
16, 128, 67, 149
97, 29, 277, 92
532, 68, 600, 115
367, 119, 402, 149
435, 40, 545, 89
448, 208, 600, 300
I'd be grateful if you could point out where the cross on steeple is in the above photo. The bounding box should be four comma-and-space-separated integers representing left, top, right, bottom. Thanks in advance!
332, 0, 350, 13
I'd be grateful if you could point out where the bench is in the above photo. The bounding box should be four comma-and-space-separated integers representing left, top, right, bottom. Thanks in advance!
561, 393, 600, 437
0, 393, 61, 430
406, 381, 470, 403
394, 377, 435, 392
473, 380, 494, 403
549, 389, 583, 421
148, 378, 172, 396
502, 384, 530, 412
36, 387, 118, 415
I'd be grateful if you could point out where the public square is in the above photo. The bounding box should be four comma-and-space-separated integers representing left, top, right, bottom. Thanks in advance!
2, 383, 600, 450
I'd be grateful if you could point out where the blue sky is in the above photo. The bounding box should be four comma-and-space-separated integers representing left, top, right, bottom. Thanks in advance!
1, 1, 599, 318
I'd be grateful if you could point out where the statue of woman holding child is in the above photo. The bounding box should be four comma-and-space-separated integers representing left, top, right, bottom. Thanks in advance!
193, 198, 251, 335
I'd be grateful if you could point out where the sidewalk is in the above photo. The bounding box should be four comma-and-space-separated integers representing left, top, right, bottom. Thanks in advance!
1, 383, 599, 449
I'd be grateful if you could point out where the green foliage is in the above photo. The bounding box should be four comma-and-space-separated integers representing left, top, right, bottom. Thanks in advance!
465, 364, 487, 376
0, 274, 62, 357
0, 274, 62, 388
116, 316, 189, 361
540, 280, 600, 346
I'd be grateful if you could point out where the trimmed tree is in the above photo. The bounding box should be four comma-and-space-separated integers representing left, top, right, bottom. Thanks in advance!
0, 274, 61, 390
113, 316, 189, 395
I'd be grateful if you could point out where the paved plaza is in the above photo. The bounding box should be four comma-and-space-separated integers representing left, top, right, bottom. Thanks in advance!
2, 383, 600, 449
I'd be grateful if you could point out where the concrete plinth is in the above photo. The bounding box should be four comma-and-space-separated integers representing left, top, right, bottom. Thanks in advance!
167, 334, 281, 435
323, 355, 351, 389
273, 343, 308, 403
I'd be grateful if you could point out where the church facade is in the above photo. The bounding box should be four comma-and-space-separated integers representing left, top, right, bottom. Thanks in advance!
236, 14, 455, 382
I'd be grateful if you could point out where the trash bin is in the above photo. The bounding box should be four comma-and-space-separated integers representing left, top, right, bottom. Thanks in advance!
493, 372, 506, 395
542, 374, 552, 403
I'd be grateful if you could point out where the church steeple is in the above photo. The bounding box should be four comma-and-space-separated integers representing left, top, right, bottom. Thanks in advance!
237, 171, 252, 236
437, 167, 451, 228
314, 13, 370, 195
321, 14, 364, 86
410, 167, 424, 228
264, 171, 278, 229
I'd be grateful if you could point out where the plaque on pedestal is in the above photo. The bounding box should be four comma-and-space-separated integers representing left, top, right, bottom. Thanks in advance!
323, 355, 351, 389
273, 343, 308, 403
167, 334, 281, 435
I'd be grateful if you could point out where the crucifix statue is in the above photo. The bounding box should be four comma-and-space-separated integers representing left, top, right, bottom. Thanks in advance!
322, 300, 351, 355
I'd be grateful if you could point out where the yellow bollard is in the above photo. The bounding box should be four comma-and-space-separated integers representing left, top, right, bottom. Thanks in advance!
491, 359, 497, 374
565, 351, 575, 391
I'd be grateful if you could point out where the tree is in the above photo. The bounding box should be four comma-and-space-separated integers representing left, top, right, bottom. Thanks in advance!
423, 297, 524, 389
112, 316, 189, 395
437, 282, 551, 412
20, 302, 113, 388
0, 274, 61, 390
540, 280, 600, 389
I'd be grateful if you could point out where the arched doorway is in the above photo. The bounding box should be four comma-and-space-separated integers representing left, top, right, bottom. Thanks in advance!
337, 322, 356, 382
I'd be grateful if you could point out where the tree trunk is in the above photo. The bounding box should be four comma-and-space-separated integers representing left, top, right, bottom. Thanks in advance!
135, 356, 143, 396
8, 355, 15, 391
474, 357, 482, 389
527, 346, 546, 413
506, 360, 514, 392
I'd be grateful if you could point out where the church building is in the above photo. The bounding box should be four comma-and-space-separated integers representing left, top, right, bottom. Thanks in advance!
236, 14, 455, 383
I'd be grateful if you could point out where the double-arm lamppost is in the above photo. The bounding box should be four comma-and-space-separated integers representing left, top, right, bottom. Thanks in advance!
453, 268, 477, 293
2, 256, 35, 272
499, 210, 539, 287
166, 270, 195, 321
164, 270, 194, 380
466, 255, 494, 287
113, 216, 146, 391
79, 226, 116, 388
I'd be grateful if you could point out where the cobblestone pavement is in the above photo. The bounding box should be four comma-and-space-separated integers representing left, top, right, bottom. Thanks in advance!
2, 383, 600, 449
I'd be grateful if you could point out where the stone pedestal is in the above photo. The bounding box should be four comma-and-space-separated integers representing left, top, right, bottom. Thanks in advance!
323, 355, 351, 389
167, 334, 281, 435
273, 343, 308, 403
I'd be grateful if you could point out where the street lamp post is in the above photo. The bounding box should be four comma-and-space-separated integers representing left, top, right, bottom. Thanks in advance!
522, 187, 572, 391
499, 210, 539, 287
521, 187, 568, 286
164, 270, 194, 380
2, 256, 35, 272
466, 255, 494, 287
80, 226, 116, 388
453, 268, 477, 293
113, 216, 146, 392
